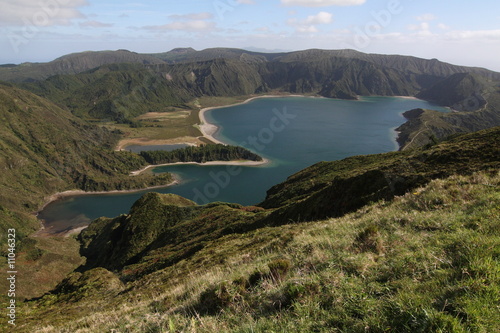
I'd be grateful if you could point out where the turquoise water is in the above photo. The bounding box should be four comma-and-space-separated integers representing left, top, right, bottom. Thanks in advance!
38, 96, 449, 233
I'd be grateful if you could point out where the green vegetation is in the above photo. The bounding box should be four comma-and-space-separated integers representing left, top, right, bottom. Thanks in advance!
0, 84, 171, 240
8, 236, 84, 300
0, 84, 173, 301
3, 48, 496, 146
15, 170, 500, 332
140, 144, 262, 164
0, 49, 165, 82
107, 108, 204, 148
259, 126, 500, 223
20, 63, 193, 122
9, 127, 498, 332
0, 48, 499, 331
0, 83, 265, 303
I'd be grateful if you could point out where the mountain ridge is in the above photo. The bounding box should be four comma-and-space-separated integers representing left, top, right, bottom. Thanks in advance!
8, 48, 498, 146
0, 48, 499, 332
2, 48, 500, 83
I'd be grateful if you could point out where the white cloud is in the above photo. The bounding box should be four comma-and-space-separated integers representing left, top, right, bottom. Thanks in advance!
437, 23, 450, 30
144, 21, 216, 32
282, 0, 365, 7
445, 29, 500, 40
79, 20, 113, 28
0, 0, 88, 26
298, 25, 318, 33
287, 11, 333, 33
237, 0, 256, 4
416, 13, 437, 21
408, 22, 430, 32
305, 11, 333, 24
168, 12, 213, 20
146, 12, 218, 33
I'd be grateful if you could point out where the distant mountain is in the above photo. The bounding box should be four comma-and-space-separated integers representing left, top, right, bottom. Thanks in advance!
0, 49, 166, 82
2, 47, 499, 144
21, 63, 193, 121
149, 47, 284, 63
416, 73, 489, 111
5, 47, 499, 83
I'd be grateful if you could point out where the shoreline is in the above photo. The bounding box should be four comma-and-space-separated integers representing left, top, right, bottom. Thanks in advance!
130, 158, 270, 176
394, 95, 419, 100
37, 179, 180, 216
198, 94, 314, 144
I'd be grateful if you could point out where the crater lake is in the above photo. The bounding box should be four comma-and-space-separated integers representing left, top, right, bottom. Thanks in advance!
38, 96, 449, 233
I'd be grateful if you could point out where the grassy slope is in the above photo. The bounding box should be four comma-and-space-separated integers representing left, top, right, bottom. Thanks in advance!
0, 83, 173, 234
69, 127, 498, 282
12, 128, 500, 332
0, 84, 174, 303
396, 74, 500, 149
16, 171, 500, 332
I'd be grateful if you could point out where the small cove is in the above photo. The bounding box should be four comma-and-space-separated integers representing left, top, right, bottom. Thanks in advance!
38, 96, 449, 234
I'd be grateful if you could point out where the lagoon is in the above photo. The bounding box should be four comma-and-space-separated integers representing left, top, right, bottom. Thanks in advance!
38, 96, 449, 233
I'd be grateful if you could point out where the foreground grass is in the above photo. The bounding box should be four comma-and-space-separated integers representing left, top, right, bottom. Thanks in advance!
15, 171, 500, 332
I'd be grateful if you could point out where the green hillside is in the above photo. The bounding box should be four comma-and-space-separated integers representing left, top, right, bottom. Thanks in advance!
5, 48, 497, 145
0, 49, 499, 331
0, 50, 166, 82
21, 63, 193, 121
0, 83, 175, 240
13, 127, 500, 332
0, 83, 264, 304
0, 83, 176, 304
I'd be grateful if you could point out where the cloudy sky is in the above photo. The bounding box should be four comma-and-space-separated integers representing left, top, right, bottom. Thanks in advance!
1, 0, 500, 71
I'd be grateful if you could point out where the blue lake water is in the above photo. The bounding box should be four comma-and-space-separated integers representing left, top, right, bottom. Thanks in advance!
38, 96, 449, 233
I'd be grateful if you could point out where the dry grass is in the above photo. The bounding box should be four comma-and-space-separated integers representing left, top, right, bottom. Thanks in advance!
13, 171, 500, 332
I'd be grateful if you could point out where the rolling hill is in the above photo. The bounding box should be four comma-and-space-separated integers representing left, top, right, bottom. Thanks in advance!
0, 48, 499, 331
0, 48, 500, 137
2, 48, 497, 146
13, 127, 500, 332
0, 83, 172, 241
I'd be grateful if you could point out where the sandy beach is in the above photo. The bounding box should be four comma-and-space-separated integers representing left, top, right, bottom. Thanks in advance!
37, 179, 180, 215
130, 158, 270, 176
395, 96, 419, 100
115, 94, 313, 150
198, 94, 310, 145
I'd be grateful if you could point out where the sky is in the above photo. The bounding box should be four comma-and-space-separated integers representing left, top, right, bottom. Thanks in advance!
1, 0, 500, 71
